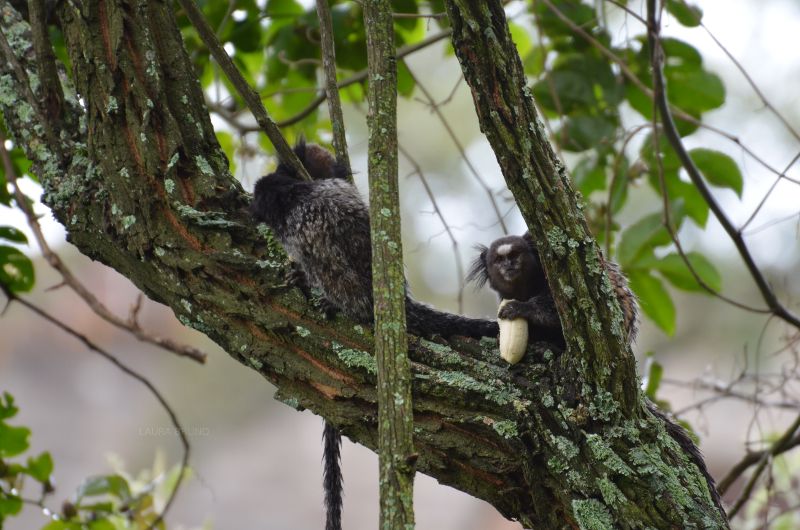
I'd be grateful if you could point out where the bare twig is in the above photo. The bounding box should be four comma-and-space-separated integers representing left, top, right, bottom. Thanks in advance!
646, 0, 800, 331
211, 29, 454, 132
315, 0, 352, 174
407, 67, 509, 234
700, 22, 800, 143
398, 144, 466, 313
175, 0, 311, 180
0, 134, 207, 364
542, 0, 800, 188
2, 289, 189, 530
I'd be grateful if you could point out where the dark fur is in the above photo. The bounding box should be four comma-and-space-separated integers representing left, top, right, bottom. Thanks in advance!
252, 141, 499, 340
470, 232, 724, 518
322, 422, 343, 530
467, 232, 638, 344
252, 142, 498, 530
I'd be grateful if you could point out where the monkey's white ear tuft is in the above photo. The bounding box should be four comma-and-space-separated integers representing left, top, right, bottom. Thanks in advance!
497, 300, 528, 364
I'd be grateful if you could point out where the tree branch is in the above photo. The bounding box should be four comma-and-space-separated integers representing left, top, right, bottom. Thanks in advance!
315, 0, 351, 174
363, 1, 416, 526
646, 0, 800, 331
175, 0, 310, 180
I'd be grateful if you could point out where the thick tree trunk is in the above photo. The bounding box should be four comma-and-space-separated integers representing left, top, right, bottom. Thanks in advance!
0, 1, 726, 528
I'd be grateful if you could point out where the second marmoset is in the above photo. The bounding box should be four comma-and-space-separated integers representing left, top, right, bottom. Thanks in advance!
468, 231, 639, 346
251, 141, 499, 340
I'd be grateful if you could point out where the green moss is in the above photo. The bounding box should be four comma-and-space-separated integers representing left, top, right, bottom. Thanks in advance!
585, 433, 632, 476
596, 476, 626, 508
106, 96, 118, 114
546, 226, 568, 257
277, 395, 300, 410
629, 444, 692, 509
436, 371, 521, 406
418, 339, 465, 366
588, 390, 618, 421
572, 498, 614, 530
248, 356, 263, 370
553, 435, 578, 459
492, 419, 518, 439
167, 152, 180, 170
332, 341, 376, 375
194, 155, 215, 176
175, 204, 237, 228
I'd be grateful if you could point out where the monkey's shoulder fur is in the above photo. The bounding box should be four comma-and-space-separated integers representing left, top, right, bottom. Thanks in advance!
251, 141, 498, 339
467, 231, 639, 344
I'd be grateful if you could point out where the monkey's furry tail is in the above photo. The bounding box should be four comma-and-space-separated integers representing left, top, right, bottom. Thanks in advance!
406, 298, 499, 340
323, 421, 343, 530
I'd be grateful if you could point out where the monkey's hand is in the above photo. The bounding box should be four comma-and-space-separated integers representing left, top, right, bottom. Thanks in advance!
497, 294, 560, 329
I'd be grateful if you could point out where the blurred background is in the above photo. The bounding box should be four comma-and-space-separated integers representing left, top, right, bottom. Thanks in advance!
2, 0, 800, 528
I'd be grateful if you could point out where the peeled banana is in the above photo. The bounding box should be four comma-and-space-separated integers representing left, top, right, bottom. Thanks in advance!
498, 299, 528, 364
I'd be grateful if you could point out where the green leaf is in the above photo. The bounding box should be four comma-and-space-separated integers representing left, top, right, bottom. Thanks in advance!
508, 21, 533, 58
0, 494, 22, 516
667, 70, 725, 113
0, 423, 30, 457
265, 0, 304, 17
41, 522, 82, 530
628, 271, 676, 335
573, 156, 607, 197
641, 252, 722, 292
644, 357, 664, 399
0, 245, 35, 292
0, 393, 18, 420
77, 474, 132, 502
617, 213, 672, 267
0, 226, 27, 244
26, 451, 54, 482
396, 59, 415, 98
523, 45, 546, 77
88, 519, 117, 530
609, 157, 630, 214
532, 1, 597, 39
689, 148, 744, 197
561, 115, 617, 152
666, 0, 703, 27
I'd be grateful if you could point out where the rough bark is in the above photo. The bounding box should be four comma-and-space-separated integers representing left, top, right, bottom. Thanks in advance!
442, 0, 727, 527
363, 0, 416, 528
0, 1, 725, 528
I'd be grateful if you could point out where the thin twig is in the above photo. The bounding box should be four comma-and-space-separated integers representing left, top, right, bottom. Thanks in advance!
407, 67, 509, 234
2, 289, 189, 530
175, 0, 311, 180
315, 0, 352, 174
541, 0, 800, 188
212, 29, 454, 132
398, 144, 465, 313
741, 149, 800, 231
700, 22, 800, 143
646, 0, 800, 331
0, 134, 207, 363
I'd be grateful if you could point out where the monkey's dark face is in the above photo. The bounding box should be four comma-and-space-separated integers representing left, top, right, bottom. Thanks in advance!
465, 235, 546, 301
488, 239, 533, 295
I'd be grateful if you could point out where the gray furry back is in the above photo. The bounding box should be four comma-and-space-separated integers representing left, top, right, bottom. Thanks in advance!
251, 143, 498, 340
